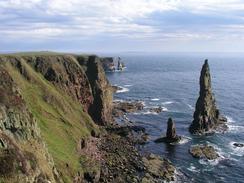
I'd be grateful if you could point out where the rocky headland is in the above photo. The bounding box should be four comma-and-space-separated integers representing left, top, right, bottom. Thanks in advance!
0, 53, 176, 183
189, 59, 227, 134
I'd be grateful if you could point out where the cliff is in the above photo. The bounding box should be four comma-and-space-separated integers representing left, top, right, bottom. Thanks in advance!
0, 53, 113, 182
189, 60, 226, 134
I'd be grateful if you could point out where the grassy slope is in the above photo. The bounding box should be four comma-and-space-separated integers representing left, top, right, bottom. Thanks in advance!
5, 59, 99, 182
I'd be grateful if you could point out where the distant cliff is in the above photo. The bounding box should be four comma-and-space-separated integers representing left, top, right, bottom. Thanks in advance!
0, 53, 113, 182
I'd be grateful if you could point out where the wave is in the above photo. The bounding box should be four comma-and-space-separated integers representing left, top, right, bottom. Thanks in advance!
225, 115, 244, 133
178, 136, 192, 144
113, 99, 124, 102
162, 101, 174, 105
187, 104, 194, 110
169, 136, 192, 145
116, 86, 129, 93
132, 107, 168, 115
124, 84, 132, 87
226, 116, 235, 123
151, 98, 160, 101
228, 125, 244, 133
187, 164, 200, 173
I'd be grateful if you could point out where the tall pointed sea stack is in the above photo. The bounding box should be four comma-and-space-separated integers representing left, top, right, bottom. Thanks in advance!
189, 59, 226, 134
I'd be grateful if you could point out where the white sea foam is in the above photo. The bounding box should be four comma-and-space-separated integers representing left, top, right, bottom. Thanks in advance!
187, 164, 199, 173
225, 116, 244, 133
199, 157, 223, 166
141, 111, 159, 115
113, 99, 124, 102
124, 84, 132, 87
226, 116, 235, 123
116, 86, 129, 93
229, 142, 244, 157
178, 136, 192, 144
162, 101, 174, 105
187, 104, 194, 110
228, 125, 244, 133
195, 142, 226, 166
133, 107, 168, 115
151, 98, 160, 101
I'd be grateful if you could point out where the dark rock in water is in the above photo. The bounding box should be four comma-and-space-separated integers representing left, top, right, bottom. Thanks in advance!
189, 145, 219, 160
149, 106, 164, 113
189, 59, 227, 134
113, 101, 144, 117
155, 118, 181, 144
233, 143, 244, 147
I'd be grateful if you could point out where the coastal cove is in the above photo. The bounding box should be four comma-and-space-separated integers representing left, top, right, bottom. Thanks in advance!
106, 53, 244, 183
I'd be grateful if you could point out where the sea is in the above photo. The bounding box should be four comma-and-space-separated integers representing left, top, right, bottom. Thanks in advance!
104, 53, 244, 183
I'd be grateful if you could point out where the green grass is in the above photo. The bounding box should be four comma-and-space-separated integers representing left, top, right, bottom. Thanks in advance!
0, 51, 92, 57
5, 59, 99, 182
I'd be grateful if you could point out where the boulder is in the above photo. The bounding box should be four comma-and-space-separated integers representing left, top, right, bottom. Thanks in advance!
154, 118, 181, 143
189, 59, 227, 134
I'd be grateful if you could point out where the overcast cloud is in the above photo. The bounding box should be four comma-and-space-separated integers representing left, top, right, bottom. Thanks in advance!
1, 0, 244, 52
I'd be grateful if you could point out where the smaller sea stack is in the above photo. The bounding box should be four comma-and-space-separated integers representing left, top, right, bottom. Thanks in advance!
155, 118, 181, 143
189, 59, 227, 134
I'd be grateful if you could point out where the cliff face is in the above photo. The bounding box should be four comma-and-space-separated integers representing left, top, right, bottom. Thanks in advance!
77, 55, 113, 125
0, 54, 113, 182
189, 60, 223, 134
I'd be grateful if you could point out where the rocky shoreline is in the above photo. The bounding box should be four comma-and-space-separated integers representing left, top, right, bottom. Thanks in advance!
98, 124, 176, 183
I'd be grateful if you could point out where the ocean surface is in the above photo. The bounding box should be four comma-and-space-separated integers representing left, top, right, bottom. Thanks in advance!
105, 53, 244, 183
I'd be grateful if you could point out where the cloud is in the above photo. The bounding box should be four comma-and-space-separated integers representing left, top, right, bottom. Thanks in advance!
1, 0, 244, 51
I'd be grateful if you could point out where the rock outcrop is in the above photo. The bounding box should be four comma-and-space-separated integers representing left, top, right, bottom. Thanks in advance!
189, 59, 227, 134
155, 118, 181, 143
81, 56, 113, 125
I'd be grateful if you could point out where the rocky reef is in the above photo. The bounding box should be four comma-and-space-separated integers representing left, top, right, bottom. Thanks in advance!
155, 118, 181, 144
189, 145, 219, 160
189, 59, 227, 134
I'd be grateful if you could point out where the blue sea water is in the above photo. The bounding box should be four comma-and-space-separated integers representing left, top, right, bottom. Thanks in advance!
105, 53, 244, 183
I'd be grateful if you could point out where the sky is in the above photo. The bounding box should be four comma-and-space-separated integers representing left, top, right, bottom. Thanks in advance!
1, 0, 244, 53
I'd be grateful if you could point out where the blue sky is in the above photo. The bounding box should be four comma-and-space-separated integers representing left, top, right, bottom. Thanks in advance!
1, 0, 244, 53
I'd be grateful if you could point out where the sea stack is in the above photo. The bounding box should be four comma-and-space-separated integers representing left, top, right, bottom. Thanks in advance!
189, 59, 227, 134
155, 118, 181, 143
